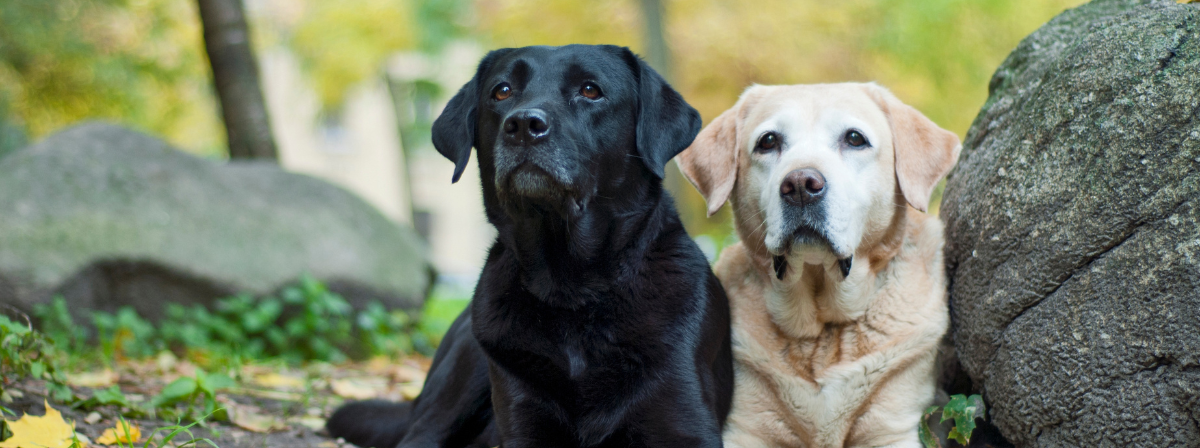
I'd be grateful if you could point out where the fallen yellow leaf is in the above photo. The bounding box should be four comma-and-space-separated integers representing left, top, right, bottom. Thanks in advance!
96, 422, 142, 445
365, 356, 394, 373
1180, 0, 1198, 4
290, 416, 327, 430
392, 365, 427, 384
66, 369, 118, 388
222, 400, 288, 433
0, 400, 79, 448
330, 378, 383, 400
252, 372, 306, 390
399, 382, 423, 401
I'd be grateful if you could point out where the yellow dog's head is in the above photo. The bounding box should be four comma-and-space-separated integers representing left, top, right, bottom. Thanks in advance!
679, 83, 960, 281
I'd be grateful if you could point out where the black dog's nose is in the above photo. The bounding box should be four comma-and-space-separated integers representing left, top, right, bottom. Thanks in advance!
503, 109, 550, 144
780, 168, 826, 206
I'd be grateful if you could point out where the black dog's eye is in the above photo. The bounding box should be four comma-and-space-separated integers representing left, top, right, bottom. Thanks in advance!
493, 83, 513, 101
756, 132, 780, 152
844, 130, 869, 148
580, 82, 602, 100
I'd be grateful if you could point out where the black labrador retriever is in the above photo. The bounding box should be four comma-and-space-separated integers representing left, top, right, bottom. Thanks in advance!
327, 44, 732, 448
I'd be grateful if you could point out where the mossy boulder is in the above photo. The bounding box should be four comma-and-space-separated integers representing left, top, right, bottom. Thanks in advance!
941, 0, 1200, 446
0, 122, 431, 322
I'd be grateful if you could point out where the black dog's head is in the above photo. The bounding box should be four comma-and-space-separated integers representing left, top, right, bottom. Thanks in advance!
432, 45, 701, 221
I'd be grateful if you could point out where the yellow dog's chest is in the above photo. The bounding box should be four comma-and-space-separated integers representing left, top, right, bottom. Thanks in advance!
735, 322, 911, 444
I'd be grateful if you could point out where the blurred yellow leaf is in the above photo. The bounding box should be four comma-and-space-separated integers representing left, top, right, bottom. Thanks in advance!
393, 365, 427, 384
0, 401, 78, 448
96, 422, 142, 445
330, 378, 382, 399
252, 372, 306, 390
66, 369, 119, 388
290, 416, 327, 430
223, 401, 287, 433
1179, 0, 1198, 4
399, 382, 423, 401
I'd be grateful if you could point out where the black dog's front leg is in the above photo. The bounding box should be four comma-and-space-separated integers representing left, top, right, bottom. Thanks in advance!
625, 400, 724, 448
485, 367, 578, 448
397, 310, 497, 448
488, 368, 724, 448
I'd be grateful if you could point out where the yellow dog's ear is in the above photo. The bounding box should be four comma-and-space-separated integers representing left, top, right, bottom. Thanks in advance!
868, 85, 962, 212
677, 106, 740, 217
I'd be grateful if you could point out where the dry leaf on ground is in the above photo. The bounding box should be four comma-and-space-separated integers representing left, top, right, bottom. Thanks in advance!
0, 400, 80, 448
392, 364, 427, 384
66, 369, 119, 388
96, 423, 142, 445
220, 399, 289, 433
330, 378, 384, 399
290, 416, 327, 430
399, 382, 423, 401
253, 372, 307, 390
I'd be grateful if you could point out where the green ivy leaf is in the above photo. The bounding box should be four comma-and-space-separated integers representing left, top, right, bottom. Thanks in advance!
948, 426, 966, 445
941, 394, 986, 445
967, 394, 987, 418
919, 405, 941, 448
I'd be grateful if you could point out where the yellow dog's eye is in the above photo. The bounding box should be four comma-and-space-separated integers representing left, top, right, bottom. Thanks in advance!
580, 82, 602, 100
845, 130, 868, 147
493, 83, 513, 101
756, 132, 779, 151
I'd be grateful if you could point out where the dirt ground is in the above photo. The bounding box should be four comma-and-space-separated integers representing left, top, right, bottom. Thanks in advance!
4, 356, 430, 448
3, 354, 1012, 448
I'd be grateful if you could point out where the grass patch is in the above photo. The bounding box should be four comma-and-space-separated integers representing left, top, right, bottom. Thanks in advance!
0, 276, 467, 447
416, 284, 472, 346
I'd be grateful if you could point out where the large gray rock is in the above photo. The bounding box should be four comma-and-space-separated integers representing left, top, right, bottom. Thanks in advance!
942, 0, 1200, 446
0, 122, 431, 322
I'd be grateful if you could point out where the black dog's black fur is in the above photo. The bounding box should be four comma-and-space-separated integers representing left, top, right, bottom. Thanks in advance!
327, 45, 732, 448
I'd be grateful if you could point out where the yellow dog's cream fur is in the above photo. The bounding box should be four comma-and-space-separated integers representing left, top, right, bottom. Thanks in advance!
678, 84, 960, 448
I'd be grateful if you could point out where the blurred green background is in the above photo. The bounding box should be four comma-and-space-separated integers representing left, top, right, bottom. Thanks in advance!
0, 0, 1086, 239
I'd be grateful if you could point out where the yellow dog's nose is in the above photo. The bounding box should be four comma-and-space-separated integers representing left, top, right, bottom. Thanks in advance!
780, 168, 825, 206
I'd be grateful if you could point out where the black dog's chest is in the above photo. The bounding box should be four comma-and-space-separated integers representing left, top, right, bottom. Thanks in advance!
475, 284, 661, 394
499, 305, 648, 383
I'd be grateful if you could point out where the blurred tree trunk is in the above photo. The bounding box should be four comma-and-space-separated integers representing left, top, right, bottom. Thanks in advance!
197, 0, 278, 161
641, 0, 704, 236
639, 0, 672, 82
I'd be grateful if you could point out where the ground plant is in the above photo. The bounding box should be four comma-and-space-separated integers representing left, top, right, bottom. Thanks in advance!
920, 394, 987, 447
0, 276, 452, 447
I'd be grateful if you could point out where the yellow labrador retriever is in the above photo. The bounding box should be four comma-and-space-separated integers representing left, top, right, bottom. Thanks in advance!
677, 83, 960, 448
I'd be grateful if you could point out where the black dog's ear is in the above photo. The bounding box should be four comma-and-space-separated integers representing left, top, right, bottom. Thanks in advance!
432, 49, 513, 183
624, 49, 703, 179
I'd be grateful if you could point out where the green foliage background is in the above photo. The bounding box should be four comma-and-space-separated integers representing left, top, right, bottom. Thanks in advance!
0, 0, 223, 157
0, 0, 1086, 240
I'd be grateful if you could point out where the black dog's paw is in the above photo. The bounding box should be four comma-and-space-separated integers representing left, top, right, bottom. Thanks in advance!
326, 400, 412, 448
